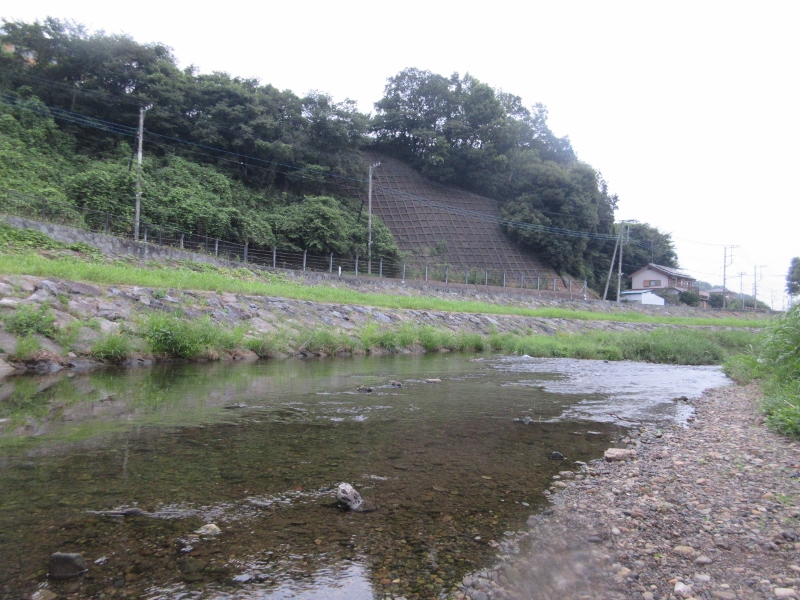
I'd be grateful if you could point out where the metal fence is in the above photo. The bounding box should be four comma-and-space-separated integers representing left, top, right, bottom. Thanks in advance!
0, 188, 587, 298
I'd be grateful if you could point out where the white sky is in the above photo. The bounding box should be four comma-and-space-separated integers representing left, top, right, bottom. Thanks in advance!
5, 1, 799, 308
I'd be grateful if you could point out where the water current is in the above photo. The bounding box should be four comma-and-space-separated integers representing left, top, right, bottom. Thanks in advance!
0, 353, 730, 599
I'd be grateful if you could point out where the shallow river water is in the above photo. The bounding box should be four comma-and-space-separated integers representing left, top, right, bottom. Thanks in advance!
0, 354, 729, 599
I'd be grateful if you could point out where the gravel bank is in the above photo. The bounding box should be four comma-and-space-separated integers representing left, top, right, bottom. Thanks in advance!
457, 383, 800, 600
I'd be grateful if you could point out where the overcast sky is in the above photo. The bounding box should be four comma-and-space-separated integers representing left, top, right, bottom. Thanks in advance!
5, 1, 798, 307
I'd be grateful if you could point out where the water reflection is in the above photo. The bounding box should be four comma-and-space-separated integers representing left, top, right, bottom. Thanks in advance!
0, 354, 728, 599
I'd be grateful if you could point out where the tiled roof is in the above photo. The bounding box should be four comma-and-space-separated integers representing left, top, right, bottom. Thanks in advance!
641, 263, 695, 280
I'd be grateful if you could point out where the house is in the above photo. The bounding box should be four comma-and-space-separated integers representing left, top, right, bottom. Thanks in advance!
630, 263, 696, 296
706, 287, 735, 299
620, 290, 666, 306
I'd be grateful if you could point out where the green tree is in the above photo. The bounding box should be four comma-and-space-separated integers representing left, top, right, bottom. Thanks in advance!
372, 68, 618, 289
678, 291, 701, 306
270, 195, 400, 259
621, 223, 678, 283
787, 257, 800, 298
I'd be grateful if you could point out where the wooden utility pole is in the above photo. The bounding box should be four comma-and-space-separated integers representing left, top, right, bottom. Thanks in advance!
134, 104, 152, 241
367, 162, 380, 274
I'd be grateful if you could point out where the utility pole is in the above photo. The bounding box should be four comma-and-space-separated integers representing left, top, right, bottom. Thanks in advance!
603, 226, 622, 301
753, 265, 767, 310
616, 221, 634, 304
737, 271, 746, 309
134, 104, 153, 241
367, 162, 380, 275
722, 245, 738, 309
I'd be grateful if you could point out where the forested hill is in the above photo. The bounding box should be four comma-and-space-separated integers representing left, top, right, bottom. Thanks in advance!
0, 17, 678, 291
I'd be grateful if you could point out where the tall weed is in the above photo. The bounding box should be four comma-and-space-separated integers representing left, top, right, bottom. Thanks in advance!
90, 333, 134, 363
758, 305, 800, 435
141, 312, 246, 358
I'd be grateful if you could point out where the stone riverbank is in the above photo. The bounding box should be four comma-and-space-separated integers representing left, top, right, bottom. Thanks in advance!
455, 383, 800, 600
0, 274, 751, 375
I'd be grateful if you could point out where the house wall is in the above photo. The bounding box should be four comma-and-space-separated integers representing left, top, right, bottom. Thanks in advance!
632, 268, 694, 291
622, 291, 665, 306
632, 268, 665, 290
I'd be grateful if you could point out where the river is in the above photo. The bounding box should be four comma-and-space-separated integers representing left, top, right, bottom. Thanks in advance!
0, 353, 729, 599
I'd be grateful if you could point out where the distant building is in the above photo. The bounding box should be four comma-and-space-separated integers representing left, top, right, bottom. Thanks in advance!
630, 263, 696, 296
620, 290, 666, 306
706, 287, 736, 299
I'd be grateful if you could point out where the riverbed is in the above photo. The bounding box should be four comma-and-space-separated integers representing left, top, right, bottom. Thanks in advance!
0, 353, 729, 599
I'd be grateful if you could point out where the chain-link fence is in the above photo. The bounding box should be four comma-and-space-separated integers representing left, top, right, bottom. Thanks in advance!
0, 188, 587, 297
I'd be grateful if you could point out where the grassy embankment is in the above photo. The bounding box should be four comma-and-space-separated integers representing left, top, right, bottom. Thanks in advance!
0, 222, 765, 366
724, 305, 800, 437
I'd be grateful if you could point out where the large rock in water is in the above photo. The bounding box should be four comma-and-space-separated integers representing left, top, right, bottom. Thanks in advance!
48, 552, 88, 579
335, 483, 363, 511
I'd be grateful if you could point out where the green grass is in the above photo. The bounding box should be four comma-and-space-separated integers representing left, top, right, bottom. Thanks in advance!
756, 305, 800, 436
9, 335, 41, 361
2, 303, 56, 336
53, 321, 82, 354
723, 304, 800, 437
0, 252, 767, 328
90, 333, 134, 363
492, 328, 755, 365
140, 312, 248, 359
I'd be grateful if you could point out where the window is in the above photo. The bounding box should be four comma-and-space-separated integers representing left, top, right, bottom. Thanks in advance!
643, 279, 662, 287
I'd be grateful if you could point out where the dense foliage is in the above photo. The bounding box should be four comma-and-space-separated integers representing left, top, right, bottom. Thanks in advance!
0, 18, 402, 260
726, 305, 800, 437
1, 19, 678, 288
371, 68, 624, 286
787, 257, 800, 298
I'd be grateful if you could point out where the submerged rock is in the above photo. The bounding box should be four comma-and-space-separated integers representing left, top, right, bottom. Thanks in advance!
335, 482, 363, 511
194, 523, 222, 536
48, 552, 88, 579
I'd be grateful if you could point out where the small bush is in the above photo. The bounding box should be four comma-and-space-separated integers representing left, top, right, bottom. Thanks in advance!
3, 303, 56, 336
90, 333, 133, 363
9, 335, 40, 360
763, 379, 800, 437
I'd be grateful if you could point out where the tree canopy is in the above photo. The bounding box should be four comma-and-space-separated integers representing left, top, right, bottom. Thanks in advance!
0, 19, 685, 291
372, 68, 619, 287
787, 257, 800, 298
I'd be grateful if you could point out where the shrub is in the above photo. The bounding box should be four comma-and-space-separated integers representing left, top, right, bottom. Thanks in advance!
9, 335, 40, 360
678, 291, 701, 307
3, 303, 55, 336
90, 333, 133, 363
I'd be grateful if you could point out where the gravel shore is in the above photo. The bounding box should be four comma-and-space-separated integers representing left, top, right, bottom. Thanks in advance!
457, 383, 800, 600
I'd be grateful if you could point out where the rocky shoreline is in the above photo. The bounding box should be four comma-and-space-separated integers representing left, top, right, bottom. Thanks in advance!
456, 383, 800, 600
0, 274, 757, 375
